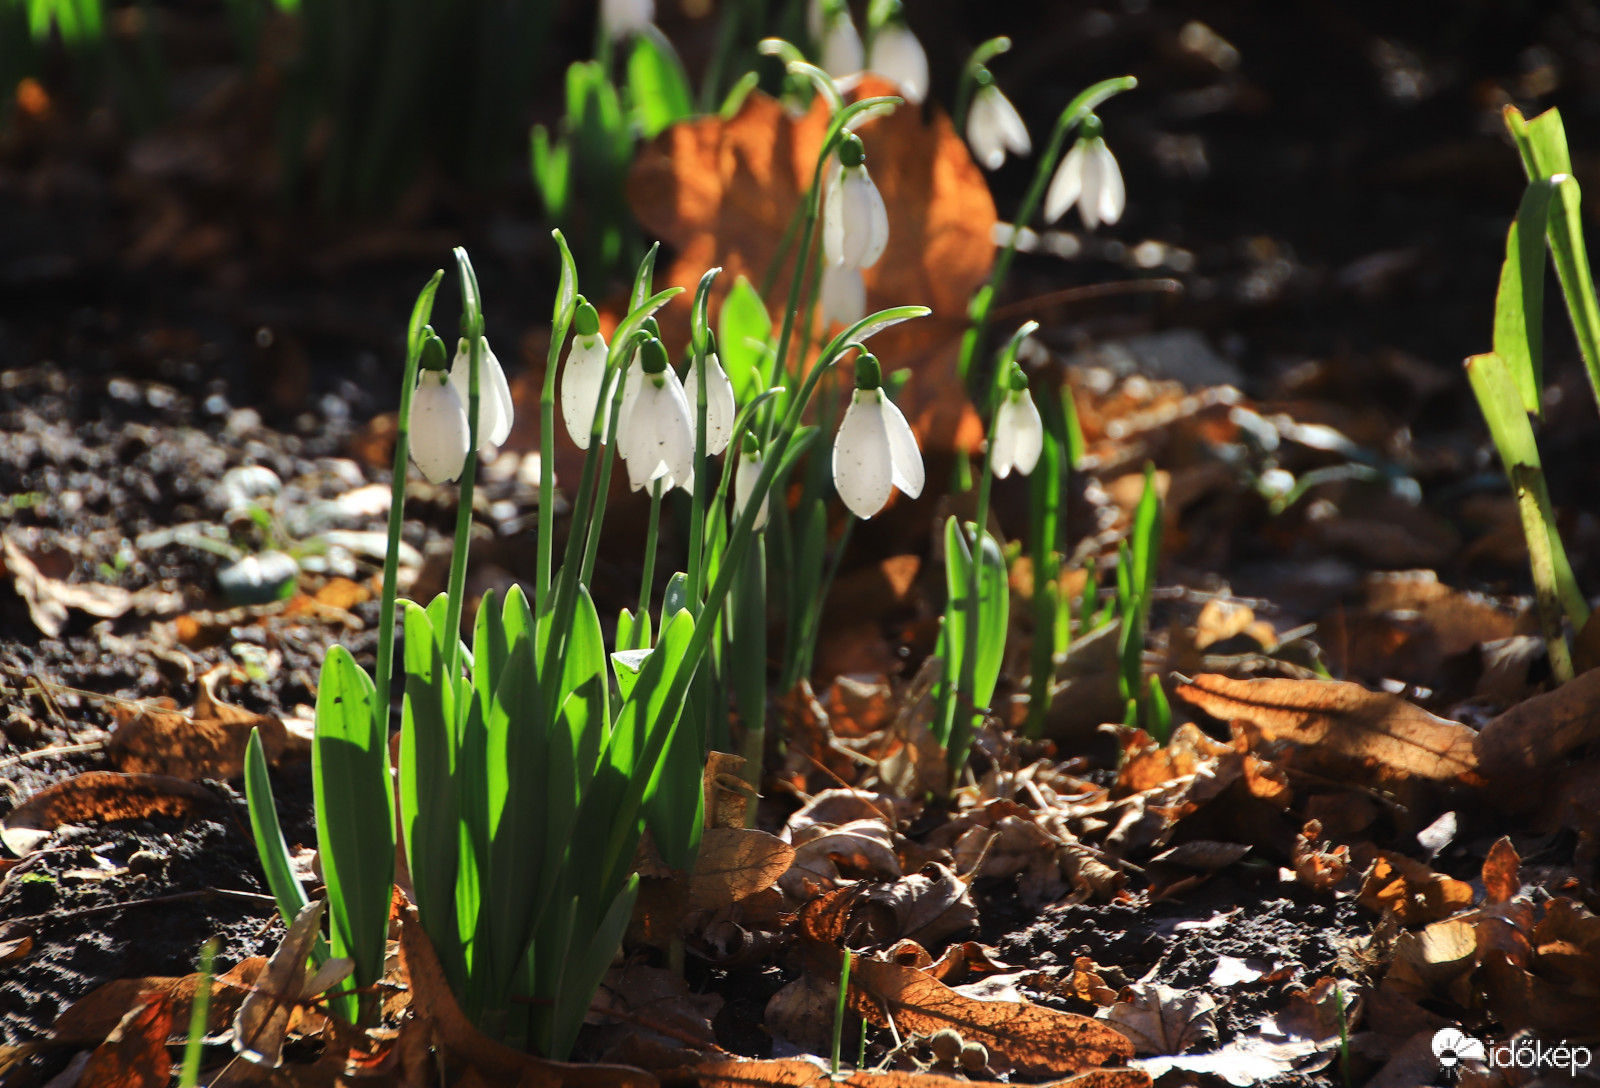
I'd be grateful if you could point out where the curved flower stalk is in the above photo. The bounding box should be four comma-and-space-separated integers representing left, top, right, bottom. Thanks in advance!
411, 366, 470, 484
449, 336, 514, 449
601, 0, 652, 39
867, 6, 927, 104
684, 348, 736, 455
967, 78, 1031, 171
824, 135, 889, 270
821, 263, 866, 327
560, 299, 609, 449
733, 434, 770, 530
990, 365, 1043, 478
833, 352, 924, 519
620, 337, 695, 492
1045, 116, 1125, 230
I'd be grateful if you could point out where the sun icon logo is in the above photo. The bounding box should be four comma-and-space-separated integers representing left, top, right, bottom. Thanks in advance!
1433, 1028, 1487, 1074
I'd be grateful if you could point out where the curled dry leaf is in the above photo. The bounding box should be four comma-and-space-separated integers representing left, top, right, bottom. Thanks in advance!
4, 532, 133, 639
1175, 674, 1477, 780
633, 828, 794, 949
1357, 852, 1473, 926
76, 997, 172, 1088
1474, 667, 1600, 791
1481, 836, 1521, 905
53, 959, 267, 1043
627, 77, 996, 453
847, 956, 1135, 1077
592, 964, 725, 1072
234, 900, 331, 1068
693, 1058, 1150, 1088
1101, 983, 1219, 1057
781, 818, 901, 897
855, 864, 978, 947
2, 772, 221, 856
1290, 820, 1350, 892
109, 666, 287, 780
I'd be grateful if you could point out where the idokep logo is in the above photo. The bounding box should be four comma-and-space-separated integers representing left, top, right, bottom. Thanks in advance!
1432, 1028, 1594, 1080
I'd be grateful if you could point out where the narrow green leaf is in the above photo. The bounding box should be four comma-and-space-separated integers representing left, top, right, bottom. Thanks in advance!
552, 230, 578, 328
719, 275, 773, 403
1512, 464, 1577, 685
632, 241, 661, 314
628, 25, 694, 138
1130, 463, 1162, 628
612, 647, 652, 704
1545, 176, 1600, 413
719, 70, 759, 119
244, 728, 316, 937
1494, 180, 1555, 414
312, 646, 394, 1001
530, 125, 571, 219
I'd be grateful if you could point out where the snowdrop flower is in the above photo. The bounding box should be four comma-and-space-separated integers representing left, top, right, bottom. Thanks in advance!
601, 0, 652, 39
448, 335, 514, 449
823, 135, 889, 269
1044, 117, 1125, 231
619, 338, 694, 493
812, 0, 864, 78
966, 76, 1031, 170
820, 264, 866, 327
560, 299, 609, 449
733, 434, 769, 531
683, 343, 736, 456
867, 7, 927, 104
832, 353, 923, 519
410, 368, 471, 485
990, 365, 1043, 478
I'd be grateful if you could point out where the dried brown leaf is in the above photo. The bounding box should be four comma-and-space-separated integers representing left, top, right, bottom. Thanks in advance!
52, 959, 266, 1043
1482, 837, 1520, 905
693, 1058, 1149, 1088
3, 772, 221, 856
1475, 667, 1600, 786
109, 667, 286, 781
848, 957, 1135, 1076
1102, 983, 1218, 1057
1358, 852, 1473, 926
77, 998, 172, 1088
4, 533, 134, 639
1175, 674, 1477, 779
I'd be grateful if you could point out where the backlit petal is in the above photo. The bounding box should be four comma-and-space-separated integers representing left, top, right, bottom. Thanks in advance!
880, 391, 924, 499
868, 23, 927, 104
560, 333, 608, 449
1093, 139, 1125, 226
410, 375, 470, 484
1044, 141, 1086, 224
685, 352, 737, 455
832, 390, 893, 518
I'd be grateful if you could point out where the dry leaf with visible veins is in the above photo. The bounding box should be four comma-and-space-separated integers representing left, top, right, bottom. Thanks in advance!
76, 998, 172, 1088
1175, 674, 1477, 779
627, 77, 995, 452
1475, 667, 1600, 788
1102, 983, 1218, 1057
53, 959, 266, 1043
1358, 852, 1472, 926
109, 666, 287, 781
693, 1058, 1150, 1088
847, 956, 1135, 1076
2, 772, 221, 856
1482, 836, 1521, 905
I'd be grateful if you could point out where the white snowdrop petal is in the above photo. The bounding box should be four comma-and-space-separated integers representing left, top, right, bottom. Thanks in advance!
869, 24, 927, 104
822, 16, 864, 77
821, 264, 866, 327
658, 368, 697, 490
823, 167, 847, 266
482, 345, 515, 447
1079, 140, 1105, 231
410, 376, 470, 484
685, 353, 736, 455
994, 88, 1031, 157
859, 170, 890, 268
560, 334, 608, 450
990, 399, 1019, 479
449, 341, 501, 450
734, 451, 769, 530
1044, 142, 1085, 224
880, 391, 924, 500
967, 91, 1004, 171
840, 170, 875, 267
1094, 140, 1126, 226
601, 0, 652, 38
615, 351, 644, 456
832, 391, 894, 519
1011, 391, 1044, 476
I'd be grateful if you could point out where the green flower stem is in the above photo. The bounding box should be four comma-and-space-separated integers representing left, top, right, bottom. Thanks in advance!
538, 231, 578, 613
790, 515, 852, 686
443, 248, 485, 684
579, 391, 627, 589
953, 35, 1012, 135
375, 269, 443, 736
640, 479, 663, 629
958, 76, 1136, 382
687, 268, 722, 607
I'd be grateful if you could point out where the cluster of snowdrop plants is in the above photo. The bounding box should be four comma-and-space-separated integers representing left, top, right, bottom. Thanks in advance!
246, 59, 930, 1049
1466, 104, 1599, 685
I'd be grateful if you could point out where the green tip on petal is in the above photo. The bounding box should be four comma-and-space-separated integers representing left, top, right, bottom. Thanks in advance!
642, 316, 662, 339
641, 337, 670, 375
838, 133, 866, 169
742, 431, 761, 456
854, 352, 882, 390
419, 330, 449, 372
574, 298, 600, 337
1007, 363, 1029, 392
1081, 113, 1104, 140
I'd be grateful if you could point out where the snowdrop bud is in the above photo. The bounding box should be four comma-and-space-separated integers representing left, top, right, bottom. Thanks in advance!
833, 353, 924, 519
815, 0, 864, 77
1044, 117, 1125, 231
820, 264, 866, 328
990, 372, 1043, 479
410, 372, 471, 484
560, 299, 608, 449
734, 433, 769, 531
823, 139, 890, 269
448, 336, 515, 449
684, 343, 737, 456
868, 13, 928, 104
966, 77, 1031, 170
622, 339, 695, 493
601, 0, 652, 39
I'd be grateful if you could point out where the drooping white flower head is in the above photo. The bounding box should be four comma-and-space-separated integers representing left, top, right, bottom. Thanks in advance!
619, 338, 695, 493
814, 0, 864, 78
867, 15, 928, 104
966, 80, 1031, 171
600, 0, 653, 39
832, 353, 924, 519
684, 347, 737, 456
990, 368, 1043, 478
733, 434, 769, 531
1045, 119, 1125, 231
820, 263, 866, 328
560, 299, 609, 450
410, 369, 471, 485
449, 335, 514, 449
823, 135, 889, 269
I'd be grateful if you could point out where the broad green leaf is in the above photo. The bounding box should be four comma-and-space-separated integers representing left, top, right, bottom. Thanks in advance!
1467, 351, 1543, 470
551, 230, 578, 328
399, 601, 463, 990
1146, 675, 1172, 743
611, 647, 652, 704
718, 276, 773, 402
1494, 180, 1555, 414
628, 25, 694, 138
546, 878, 639, 1061
938, 518, 1009, 747
530, 125, 571, 219
1546, 176, 1600, 413
1510, 464, 1580, 683
643, 657, 705, 871
618, 606, 651, 654
243, 728, 332, 967
312, 646, 394, 999
1025, 418, 1064, 740
1130, 463, 1162, 627
662, 572, 691, 623
729, 535, 767, 742
473, 587, 508, 711
1506, 104, 1573, 180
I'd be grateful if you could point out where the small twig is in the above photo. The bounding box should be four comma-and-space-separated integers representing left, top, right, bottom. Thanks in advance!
2, 887, 279, 926
0, 739, 107, 771
989, 278, 1184, 321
